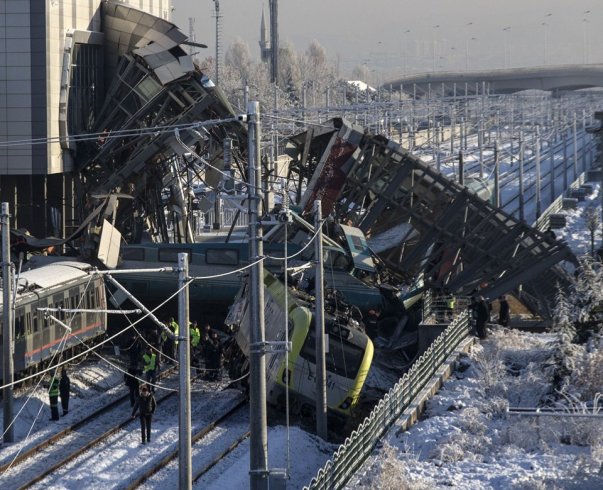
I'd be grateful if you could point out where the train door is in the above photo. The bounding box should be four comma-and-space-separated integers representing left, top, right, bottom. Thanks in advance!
31, 298, 43, 365
69, 287, 82, 331
14, 307, 26, 372
52, 292, 66, 350
41, 295, 52, 360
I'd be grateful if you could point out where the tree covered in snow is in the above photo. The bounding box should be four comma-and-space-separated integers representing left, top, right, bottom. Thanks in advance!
553, 257, 603, 344
544, 257, 603, 405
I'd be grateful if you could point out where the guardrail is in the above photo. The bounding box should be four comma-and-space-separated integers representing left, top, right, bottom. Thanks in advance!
305, 310, 471, 490
533, 171, 587, 232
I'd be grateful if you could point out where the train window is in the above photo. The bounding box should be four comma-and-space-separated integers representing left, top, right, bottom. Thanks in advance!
158, 248, 191, 263
121, 247, 145, 261
40, 300, 50, 328
32, 309, 38, 332
25, 311, 32, 335
204, 248, 239, 266
15, 309, 25, 339
299, 321, 365, 380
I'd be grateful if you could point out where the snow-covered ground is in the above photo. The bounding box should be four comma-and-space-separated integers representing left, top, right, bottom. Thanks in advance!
349, 328, 603, 489
345, 180, 603, 490
0, 350, 337, 489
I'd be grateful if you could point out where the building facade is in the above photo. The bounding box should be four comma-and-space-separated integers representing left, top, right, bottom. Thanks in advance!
0, 0, 171, 235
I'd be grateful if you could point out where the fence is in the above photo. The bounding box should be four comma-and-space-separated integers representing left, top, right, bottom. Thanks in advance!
533, 171, 587, 232
305, 310, 471, 489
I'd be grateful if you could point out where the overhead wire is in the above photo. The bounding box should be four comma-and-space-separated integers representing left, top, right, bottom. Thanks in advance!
0, 273, 96, 475
0, 116, 242, 149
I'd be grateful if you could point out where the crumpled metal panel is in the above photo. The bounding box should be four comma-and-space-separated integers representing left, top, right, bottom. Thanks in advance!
287, 118, 576, 317
73, 4, 247, 252
103, 0, 190, 85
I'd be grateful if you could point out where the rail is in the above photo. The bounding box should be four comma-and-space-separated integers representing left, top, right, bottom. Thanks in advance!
305, 310, 471, 490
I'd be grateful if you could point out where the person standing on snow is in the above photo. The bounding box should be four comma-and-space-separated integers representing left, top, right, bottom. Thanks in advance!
124, 367, 140, 407
59, 367, 71, 416
142, 347, 158, 392
131, 384, 156, 444
475, 296, 490, 339
48, 375, 60, 421
498, 295, 510, 327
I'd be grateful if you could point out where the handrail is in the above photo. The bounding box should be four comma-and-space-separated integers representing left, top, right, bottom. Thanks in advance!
305, 311, 471, 490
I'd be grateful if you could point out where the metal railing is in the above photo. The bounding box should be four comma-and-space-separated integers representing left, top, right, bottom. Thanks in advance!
305, 310, 471, 490
533, 171, 587, 232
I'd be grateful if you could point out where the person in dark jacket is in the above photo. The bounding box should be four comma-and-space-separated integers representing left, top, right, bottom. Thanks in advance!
59, 367, 71, 416
124, 367, 140, 407
48, 374, 60, 420
205, 332, 223, 381
475, 296, 490, 339
128, 334, 142, 372
131, 384, 156, 444
498, 295, 510, 327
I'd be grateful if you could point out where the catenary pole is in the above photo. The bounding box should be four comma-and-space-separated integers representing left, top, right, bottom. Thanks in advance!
494, 141, 500, 208
314, 200, 327, 440
248, 101, 269, 490
519, 135, 525, 222
536, 125, 542, 218
2, 202, 14, 443
178, 253, 192, 489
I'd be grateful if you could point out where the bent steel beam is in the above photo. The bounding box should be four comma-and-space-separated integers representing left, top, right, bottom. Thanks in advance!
287, 118, 576, 317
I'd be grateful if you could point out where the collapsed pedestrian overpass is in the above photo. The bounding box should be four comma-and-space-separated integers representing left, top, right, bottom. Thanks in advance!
287, 118, 577, 317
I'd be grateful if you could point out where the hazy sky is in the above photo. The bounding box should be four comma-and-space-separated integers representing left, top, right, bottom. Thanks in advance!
172, 0, 602, 80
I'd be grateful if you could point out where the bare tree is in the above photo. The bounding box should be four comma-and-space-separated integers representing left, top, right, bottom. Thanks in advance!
277, 41, 302, 100
351, 64, 371, 82
224, 37, 252, 81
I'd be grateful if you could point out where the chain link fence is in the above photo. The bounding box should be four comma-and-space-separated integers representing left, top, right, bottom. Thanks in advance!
305, 310, 471, 489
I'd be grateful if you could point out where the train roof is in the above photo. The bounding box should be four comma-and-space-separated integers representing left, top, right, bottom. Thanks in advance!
11, 261, 95, 292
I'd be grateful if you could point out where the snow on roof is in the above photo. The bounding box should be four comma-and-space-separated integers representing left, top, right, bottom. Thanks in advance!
347, 80, 376, 92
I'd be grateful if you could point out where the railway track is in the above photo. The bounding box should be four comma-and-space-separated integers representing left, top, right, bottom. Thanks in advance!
15, 380, 246, 489
128, 399, 249, 489
0, 366, 178, 489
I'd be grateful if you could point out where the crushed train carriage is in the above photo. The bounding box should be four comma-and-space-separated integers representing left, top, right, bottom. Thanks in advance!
225, 269, 374, 423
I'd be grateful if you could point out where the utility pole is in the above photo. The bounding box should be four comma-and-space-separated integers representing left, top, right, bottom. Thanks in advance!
314, 200, 327, 440
178, 253, 192, 489
494, 141, 500, 208
188, 17, 196, 59
458, 150, 464, 186
573, 112, 578, 180
247, 101, 269, 490
2, 202, 14, 443
435, 121, 441, 172
549, 138, 556, 205
519, 135, 525, 222
478, 118, 484, 177
269, 0, 279, 84
213, 0, 221, 85
536, 125, 542, 218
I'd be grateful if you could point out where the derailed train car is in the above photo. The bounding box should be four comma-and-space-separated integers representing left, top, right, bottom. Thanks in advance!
0, 261, 107, 382
226, 270, 374, 424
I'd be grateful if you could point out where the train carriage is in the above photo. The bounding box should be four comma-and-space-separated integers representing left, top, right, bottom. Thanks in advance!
0, 261, 107, 382
227, 269, 374, 421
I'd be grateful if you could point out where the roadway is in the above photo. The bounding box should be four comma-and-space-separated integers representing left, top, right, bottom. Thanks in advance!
384, 64, 603, 96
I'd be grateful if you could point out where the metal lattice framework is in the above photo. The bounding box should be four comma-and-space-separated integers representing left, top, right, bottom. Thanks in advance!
288, 118, 577, 316
75, 53, 248, 247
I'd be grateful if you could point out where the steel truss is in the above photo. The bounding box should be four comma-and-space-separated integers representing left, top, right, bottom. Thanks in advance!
75, 54, 247, 249
288, 118, 576, 317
